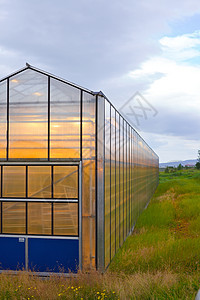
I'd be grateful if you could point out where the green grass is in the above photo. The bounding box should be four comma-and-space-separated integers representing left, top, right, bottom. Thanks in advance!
109, 169, 200, 299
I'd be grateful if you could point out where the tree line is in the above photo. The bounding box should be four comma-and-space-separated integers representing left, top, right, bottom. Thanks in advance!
196, 150, 200, 170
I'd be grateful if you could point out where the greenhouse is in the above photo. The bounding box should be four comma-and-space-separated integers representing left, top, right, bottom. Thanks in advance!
0, 64, 159, 274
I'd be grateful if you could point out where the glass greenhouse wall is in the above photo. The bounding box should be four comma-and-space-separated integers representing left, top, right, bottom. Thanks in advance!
99, 98, 159, 269
0, 65, 159, 273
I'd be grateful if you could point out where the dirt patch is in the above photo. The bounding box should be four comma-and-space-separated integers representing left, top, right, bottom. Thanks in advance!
172, 219, 190, 238
157, 189, 176, 203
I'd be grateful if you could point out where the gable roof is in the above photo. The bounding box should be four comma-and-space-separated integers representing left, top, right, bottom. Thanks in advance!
0, 63, 95, 95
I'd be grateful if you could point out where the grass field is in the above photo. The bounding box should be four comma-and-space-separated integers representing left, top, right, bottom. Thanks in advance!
1, 169, 200, 299
110, 169, 200, 299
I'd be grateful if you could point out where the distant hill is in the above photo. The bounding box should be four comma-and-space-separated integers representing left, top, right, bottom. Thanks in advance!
159, 159, 197, 168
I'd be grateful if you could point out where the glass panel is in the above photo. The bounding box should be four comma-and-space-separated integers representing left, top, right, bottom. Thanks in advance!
115, 112, 120, 251
3, 202, 26, 234
3, 166, 26, 197
53, 166, 78, 199
82, 92, 95, 159
54, 203, 78, 236
124, 123, 127, 237
130, 129, 134, 227
0, 80, 7, 160
104, 100, 110, 267
50, 78, 80, 159
127, 125, 130, 232
28, 202, 51, 234
9, 69, 48, 159
130, 129, 132, 228
82, 92, 96, 269
132, 131, 137, 222
135, 134, 139, 220
110, 107, 115, 260
28, 166, 51, 198
138, 137, 142, 215
82, 160, 96, 268
120, 117, 124, 246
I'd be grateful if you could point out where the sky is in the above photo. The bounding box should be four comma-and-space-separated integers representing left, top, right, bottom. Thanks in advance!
0, 0, 200, 163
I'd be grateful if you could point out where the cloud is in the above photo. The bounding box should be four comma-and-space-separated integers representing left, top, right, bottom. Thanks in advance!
125, 30, 200, 161
1, 0, 200, 88
1, 1, 200, 162
160, 31, 200, 50
159, 30, 200, 61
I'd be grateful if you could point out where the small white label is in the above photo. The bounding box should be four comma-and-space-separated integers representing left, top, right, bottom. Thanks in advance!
19, 238, 25, 242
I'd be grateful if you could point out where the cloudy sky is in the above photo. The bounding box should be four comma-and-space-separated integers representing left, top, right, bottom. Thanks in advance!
0, 0, 200, 163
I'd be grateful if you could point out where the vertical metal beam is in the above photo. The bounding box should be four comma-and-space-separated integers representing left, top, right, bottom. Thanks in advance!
79, 161, 82, 271
119, 116, 121, 246
6, 79, 9, 161
131, 129, 133, 228
95, 94, 98, 270
109, 105, 111, 262
118, 114, 120, 246
114, 110, 116, 254
129, 127, 130, 230
1, 166, 2, 233
126, 122, 128, 236
48, 76, 50, 161
26, 166, 28, 235
51, 165, 54, 235
122, 119, 124, 242
80, 90, 83, 161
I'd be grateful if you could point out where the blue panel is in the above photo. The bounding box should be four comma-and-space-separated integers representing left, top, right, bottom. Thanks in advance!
28, 238, 79, 273
0, 237, 25, 270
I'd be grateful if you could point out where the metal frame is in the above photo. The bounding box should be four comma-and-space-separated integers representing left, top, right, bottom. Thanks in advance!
114, 109, 116, 254
118, 113, 121, 247
0, 162, 80, 238
0, 163, 79, 200
78, 161, 82, 271
109, 104, 111, 263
